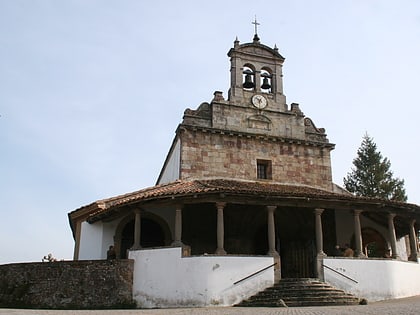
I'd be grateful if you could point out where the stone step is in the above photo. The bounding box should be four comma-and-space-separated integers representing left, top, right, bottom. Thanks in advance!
236, 278, 361, 308
250, 290, 355, 299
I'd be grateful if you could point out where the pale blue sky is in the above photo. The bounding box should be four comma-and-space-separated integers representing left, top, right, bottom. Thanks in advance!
1, 0, 420, 264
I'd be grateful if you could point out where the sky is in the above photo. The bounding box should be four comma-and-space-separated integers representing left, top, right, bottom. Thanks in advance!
1, 0, 420, 264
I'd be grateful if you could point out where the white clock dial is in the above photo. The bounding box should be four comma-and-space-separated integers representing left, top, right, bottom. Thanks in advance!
252, 95, 267, 109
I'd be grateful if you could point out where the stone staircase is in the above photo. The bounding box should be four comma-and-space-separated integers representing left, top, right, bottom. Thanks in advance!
236, 278, 361, 307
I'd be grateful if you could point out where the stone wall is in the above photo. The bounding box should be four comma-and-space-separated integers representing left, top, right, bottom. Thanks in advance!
179, 128, 333, 190
0, 259, 135, 309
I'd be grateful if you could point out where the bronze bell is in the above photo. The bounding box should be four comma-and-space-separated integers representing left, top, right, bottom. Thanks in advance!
261, 76, 271, 90
242, 70, 255, 89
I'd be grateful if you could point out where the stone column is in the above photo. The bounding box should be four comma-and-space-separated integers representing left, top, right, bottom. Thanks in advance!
215, 202, 227, 255
409, 219, 418, 261
353, 210, 365, 257
388, 213, 399, 259
131, 209, 142, 250
314, 208, 326, 257
172, 205, 183, 247
267, 205, 280, 282
267, 206, 279, 256
314, 208, 326, 281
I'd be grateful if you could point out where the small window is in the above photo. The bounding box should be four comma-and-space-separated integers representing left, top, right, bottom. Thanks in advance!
257, 159, 272, 180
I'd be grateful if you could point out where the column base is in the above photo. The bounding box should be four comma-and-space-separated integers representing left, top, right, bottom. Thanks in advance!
215, 248, 227, 255
171, 240, 184, 247
354, 251, 367, 258
267, 250, 280, 257
272, 254, 281, 283
409, 254, 418, 262
317, 251, 327, 258
315, 254, 325, 280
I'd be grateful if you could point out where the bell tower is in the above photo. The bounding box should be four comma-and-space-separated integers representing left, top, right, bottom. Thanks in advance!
159, 23, 334, 190
227, 21, 287, 112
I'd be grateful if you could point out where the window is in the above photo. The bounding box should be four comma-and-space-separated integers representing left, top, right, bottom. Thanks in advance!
257, 159, 272, 180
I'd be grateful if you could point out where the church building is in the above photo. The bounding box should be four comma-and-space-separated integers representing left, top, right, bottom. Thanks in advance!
68, 29, 420, 308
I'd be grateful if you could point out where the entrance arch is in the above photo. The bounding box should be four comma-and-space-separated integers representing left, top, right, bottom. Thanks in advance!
362, 227, 388, 257
115, 212, 171, 258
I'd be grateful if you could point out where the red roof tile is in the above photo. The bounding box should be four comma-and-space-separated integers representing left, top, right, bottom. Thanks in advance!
69, 179, 420, 224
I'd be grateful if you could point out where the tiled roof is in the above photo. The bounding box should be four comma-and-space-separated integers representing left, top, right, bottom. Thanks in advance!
69, 179, 420, 223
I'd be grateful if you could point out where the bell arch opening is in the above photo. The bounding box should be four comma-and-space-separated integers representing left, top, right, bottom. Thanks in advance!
260, 68, 272, 93
242, 65, 255, 90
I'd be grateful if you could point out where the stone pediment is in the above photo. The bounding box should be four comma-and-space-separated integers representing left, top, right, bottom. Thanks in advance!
247, 114, 271, 130
228, 42, 285, 61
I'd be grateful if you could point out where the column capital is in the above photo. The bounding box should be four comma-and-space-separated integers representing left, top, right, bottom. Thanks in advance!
388, 212, 396, 219
174, 203, 183, 210
410, 218, 416, 227
215, 202, 226, 210
353, 209, 363, 216
314, 208, 324, 215
266, 205, 277, 212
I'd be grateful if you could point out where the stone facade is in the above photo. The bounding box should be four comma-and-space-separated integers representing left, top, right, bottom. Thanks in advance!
0, 260, 134, 309
179, 127, 333, 191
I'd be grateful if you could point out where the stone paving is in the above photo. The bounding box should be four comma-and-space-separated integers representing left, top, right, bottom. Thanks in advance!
2, 295, 420, 315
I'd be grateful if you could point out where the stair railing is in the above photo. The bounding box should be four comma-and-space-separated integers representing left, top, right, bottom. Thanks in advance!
233, 263, 276, 285
322, 264, 358, 283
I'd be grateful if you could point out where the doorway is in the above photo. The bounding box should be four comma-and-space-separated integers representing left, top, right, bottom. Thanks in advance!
276, 208, 317, 278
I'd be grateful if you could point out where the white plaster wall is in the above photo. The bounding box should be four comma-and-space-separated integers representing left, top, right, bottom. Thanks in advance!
78, 219, 122, 260
129, 247, 274, 308
323, 257, 420, 302
102, 219, 121, 256
158, 138, 180, 185
78, 221, 103, 260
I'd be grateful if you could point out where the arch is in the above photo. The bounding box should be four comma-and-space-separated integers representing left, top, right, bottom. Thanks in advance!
349, 227, 388, 257
114, 211, 172, 258
242, 64, 256, 90
362, 227, 388, 258
260, 68, 272, 93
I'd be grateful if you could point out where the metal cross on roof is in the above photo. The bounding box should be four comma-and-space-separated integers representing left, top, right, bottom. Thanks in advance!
252, 16, 260, 35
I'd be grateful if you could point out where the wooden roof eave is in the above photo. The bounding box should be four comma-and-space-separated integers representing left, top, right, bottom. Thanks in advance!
85, 188, 420, 224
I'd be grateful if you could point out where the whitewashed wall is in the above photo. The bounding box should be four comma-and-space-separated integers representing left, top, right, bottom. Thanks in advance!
129, 247, 274, 308
78, 219, 121, 260
78, 221, 103, 260
157, 138, 181, 185
323, 257, 420, 302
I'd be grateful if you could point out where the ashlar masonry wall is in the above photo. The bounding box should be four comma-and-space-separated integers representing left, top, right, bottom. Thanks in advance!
180, 128, 333, 190
0, 260, 134, 309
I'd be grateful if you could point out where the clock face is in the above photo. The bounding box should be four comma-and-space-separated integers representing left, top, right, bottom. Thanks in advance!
252, 94, 267, 109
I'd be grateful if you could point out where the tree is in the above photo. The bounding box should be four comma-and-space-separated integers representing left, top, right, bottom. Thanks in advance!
343, 133, 407, 202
